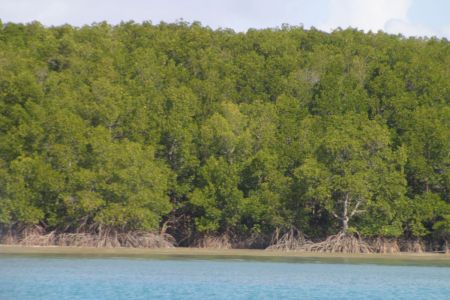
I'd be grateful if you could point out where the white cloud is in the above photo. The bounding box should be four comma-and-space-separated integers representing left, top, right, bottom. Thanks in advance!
441, 24, 450, 39
320, 0, 449, 38
320, 0, 411, 32
384, 19, 440, 38
0, 0, 319, 31
0, 0, 448, 38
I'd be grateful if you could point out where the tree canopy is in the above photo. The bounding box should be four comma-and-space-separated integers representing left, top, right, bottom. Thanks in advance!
0, 21, 448, 249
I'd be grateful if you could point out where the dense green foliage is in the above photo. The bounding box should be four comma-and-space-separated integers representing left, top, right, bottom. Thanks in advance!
0, 20, 449, 247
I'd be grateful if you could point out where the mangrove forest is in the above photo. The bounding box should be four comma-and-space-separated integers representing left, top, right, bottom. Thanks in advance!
0, 20, 449, 253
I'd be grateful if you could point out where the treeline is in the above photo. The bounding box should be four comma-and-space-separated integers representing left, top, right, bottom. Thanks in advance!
0, 21, 449, 250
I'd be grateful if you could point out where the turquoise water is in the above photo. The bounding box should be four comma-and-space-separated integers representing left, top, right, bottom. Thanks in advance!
0, 256, 449, 299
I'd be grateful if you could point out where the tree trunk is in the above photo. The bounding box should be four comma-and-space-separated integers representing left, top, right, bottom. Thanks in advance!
342, 216, 349, 233
342, 193, 349, 233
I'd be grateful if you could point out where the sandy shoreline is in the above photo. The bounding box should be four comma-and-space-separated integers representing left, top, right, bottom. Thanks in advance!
1, 245, 449, 266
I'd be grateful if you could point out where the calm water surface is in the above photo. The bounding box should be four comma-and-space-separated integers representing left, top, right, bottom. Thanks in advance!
0, 255, 449, 299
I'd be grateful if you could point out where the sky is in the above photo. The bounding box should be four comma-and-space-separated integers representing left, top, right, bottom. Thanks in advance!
0, 0, 449, 38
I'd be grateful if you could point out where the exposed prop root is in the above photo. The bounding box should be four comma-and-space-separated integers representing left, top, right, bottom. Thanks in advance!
1, 227, 175, 248
303, 232, 372, 253
20, 231, 57, 247
399, 239, 424, 253
195, 235, 231, 249
266, 227, 310, 251
0, 224, 45, 244
231, 232, 269, 249
55, 232, 176, 248
370, 237, 400, 254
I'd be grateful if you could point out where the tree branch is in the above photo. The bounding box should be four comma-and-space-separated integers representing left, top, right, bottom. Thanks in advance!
331, 211, 342, 220
350, 199, 363, 217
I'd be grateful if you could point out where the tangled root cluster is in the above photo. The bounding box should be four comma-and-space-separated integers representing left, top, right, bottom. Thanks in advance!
195, 235, 231, 249
266, 229, 373, 253
1, 226, 175, 248
370, 237, 400, 254
266, 227, 310, 251
231, 233, 269, 249
399, 239, 424, 253
303, 232, 371, 253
